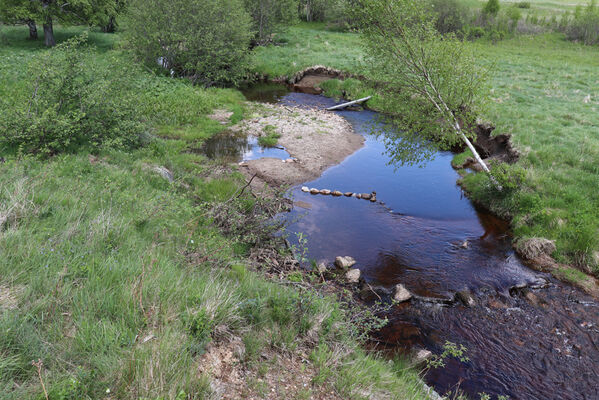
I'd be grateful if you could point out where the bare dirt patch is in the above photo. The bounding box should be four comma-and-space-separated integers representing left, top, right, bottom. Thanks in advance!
236, 103, 364, 187
197, 338, 344, 400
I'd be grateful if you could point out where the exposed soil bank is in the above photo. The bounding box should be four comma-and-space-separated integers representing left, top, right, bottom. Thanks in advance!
235, 103, 364, 186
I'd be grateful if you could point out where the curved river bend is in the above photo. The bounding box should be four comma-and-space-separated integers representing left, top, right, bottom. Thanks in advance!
211, 85, 599, 400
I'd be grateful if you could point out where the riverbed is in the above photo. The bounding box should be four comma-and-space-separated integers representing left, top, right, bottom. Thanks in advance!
208, 84, 599, 400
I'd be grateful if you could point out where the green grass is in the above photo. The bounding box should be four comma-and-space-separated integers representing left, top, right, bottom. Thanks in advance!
258, 125, 282, 146
253, 24, 599, 276
252, 22, 364, 78
0, 25, 431, 399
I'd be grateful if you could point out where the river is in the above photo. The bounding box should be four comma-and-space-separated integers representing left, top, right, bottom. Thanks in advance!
205, 83, 599, 400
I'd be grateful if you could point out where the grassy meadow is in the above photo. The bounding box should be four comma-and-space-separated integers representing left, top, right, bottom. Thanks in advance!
0, 26, 431, 399
252, 24, 599, 278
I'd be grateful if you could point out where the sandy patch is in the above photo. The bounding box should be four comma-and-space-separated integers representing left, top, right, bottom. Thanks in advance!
236, 103, 363, 186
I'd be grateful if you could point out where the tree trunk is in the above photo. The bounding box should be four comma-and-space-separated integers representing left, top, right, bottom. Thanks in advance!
101, 16, 116, 33
27, 20, 38, 40
43, 18, 55, 47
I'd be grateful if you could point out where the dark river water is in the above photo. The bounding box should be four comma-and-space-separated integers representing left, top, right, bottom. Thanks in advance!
216, 84, 599, 400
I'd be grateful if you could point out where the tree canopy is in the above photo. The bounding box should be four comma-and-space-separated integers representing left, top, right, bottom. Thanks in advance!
354, 0, 493, 177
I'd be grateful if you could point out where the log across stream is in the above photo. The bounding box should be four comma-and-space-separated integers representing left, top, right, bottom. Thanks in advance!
211, 84, 599, 400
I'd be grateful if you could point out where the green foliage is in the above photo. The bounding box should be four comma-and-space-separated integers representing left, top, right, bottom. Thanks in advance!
517, 2, 531, 9
355, 0, 489, 165
185, 309, 214, 343
0, 34, 145, 156
566, 1, 599, 45
0, 0, 125, 45
483, 0, 501, 17
243, 0, 298, 44
430, 0, 472, 34
124, 0, 253, 86
426, 341, 469, 369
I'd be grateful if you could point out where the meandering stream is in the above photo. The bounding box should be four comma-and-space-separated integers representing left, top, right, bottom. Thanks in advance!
210, 84, 599, 400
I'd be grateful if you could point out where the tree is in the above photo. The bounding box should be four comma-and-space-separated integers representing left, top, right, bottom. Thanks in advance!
0, 0, 123, 46
0, 0, 41, 39
243, 0, 297, 44
355, 0, 498, 184
483, 0, 500, 17
124, 0, 253, 86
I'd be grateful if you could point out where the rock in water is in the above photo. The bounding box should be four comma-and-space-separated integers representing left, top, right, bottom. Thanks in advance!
335, 256, 356, 269
301, 186, 309, 192
455, 290, 476, 307
346, 268, 361, 283
356, 194, 362, 199
309, 188, 319, 194
393, 284, 412, 302
370, 196, 376, 202
332, 190, 342, 197
361, 193, 372, 200
344, 192, 353, 197
320, 189, 331, 195
413, 348, 433, 365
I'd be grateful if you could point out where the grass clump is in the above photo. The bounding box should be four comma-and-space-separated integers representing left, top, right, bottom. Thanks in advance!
258, 124, 282, 147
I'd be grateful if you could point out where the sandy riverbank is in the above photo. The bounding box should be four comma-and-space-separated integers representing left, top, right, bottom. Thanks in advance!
235, 103, 364, 186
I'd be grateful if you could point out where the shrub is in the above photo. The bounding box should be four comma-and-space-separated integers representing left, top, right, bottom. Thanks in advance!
483, 0, 500, 17
124, 0, 253, 86
430, 0, 472, 34
566, 1, 599, 45
0, 34, 145, 157
516, 1, 531, 9
506, 6, 522, 31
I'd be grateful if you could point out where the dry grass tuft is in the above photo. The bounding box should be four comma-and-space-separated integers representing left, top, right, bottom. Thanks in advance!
516, 237, 557, 260
0, 178, 35, 233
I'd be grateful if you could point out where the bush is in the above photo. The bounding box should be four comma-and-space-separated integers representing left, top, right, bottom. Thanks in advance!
516, 1, 531, 8
483, 0, 500, 17
243, 0, 298, 44
430, 0, 472, 34
0, 34, 145, 157
124, 0, 253, 86
566, 1, 599, 45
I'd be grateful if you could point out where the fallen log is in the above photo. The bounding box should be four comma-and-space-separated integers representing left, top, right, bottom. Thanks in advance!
326, 96, 372, 111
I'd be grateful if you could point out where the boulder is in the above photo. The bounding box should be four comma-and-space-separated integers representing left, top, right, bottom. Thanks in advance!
370, 196, 377, 203
301, 186, 309, 192
309, 188, 319, 194
344, 192, 353, 197
356, 194, 362, 199
346, 268, 361, 283
320, 189, 331, 195
393, 284, 412, 302
361, 193, 372, 200
332, 190, 343, 197
335, 256, 356, 269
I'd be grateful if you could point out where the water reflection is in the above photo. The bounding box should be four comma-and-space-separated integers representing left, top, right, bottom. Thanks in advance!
200, 130, 290, 163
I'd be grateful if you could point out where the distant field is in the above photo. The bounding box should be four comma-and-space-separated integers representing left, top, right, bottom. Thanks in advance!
474, 0, 591, 17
